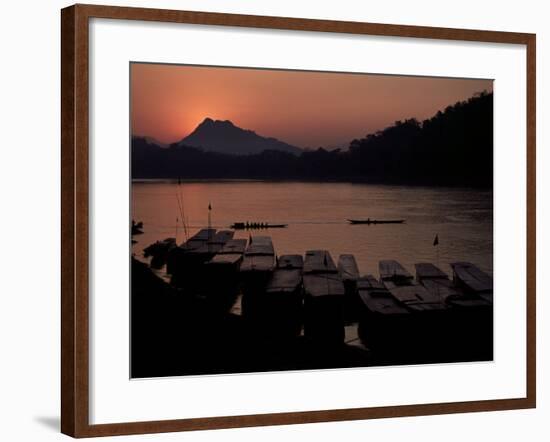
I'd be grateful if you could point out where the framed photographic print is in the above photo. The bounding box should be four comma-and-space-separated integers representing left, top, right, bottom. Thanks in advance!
61, 4, 536, 438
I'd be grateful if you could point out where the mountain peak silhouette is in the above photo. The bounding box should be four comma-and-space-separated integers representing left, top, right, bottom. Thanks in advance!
179, 118, 301, 155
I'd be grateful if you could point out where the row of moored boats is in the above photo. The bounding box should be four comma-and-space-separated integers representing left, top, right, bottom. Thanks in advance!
142, 228, 493, 360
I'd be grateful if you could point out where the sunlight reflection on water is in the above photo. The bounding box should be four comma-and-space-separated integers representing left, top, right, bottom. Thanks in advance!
132, 180, 493, 277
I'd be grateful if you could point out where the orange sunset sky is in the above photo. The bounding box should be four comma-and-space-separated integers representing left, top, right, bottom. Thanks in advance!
131, 63, 493, 148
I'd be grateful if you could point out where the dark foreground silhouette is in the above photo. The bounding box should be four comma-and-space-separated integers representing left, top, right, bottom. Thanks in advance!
131, 257, 492, 378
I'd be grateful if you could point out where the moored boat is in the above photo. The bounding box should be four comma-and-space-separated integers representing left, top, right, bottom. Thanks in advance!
260, 254, 304, 339
417, 262, 493, 360
192, 230, 235, 261
356, 275, 411, 355
380, 260, 449, 361
204, 238, 248, 309
143, 237, 176, 269
379, 259, 414, 284
337, 254, 360, 321
303, 250, 345, 345
450, 262, 493, 303
415, 262, 448, 282
240, 236, 276, 319
240, 236, 276, 273
166, 228, 217, 287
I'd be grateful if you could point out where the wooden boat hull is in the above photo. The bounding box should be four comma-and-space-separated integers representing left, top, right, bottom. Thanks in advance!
337, 254, 360, 322
242, 254, 303, 339
303, 252, 346, 346
198, 239, 249, 310
356, 276, 412, 356
450, 262, 493, 303
240, 236, 276, 319
416, 266, 493, 360
348, 219, 405, 225
231, 222, 288, 229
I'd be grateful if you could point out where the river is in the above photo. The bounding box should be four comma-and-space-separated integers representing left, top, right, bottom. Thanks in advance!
132, 180, 493, 277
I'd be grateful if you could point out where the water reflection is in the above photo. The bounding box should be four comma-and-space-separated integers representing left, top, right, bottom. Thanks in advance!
132, 180, 493, 277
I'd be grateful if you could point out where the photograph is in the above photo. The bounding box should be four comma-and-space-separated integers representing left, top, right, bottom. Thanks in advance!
130, 62, 494, 378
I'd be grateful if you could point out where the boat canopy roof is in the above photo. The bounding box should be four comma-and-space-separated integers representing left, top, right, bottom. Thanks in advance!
245, 236, 274, 256
240, 254, 275, 272
415, 263, 448, 281
208, 230, 234, 245
219, 238, 247, 254
189, 228, 216, 241
208, 253, 242, 265
303, 273, 345, 297
450, 262, 493, 293
303, 250, 337, 274
277, 254, 304, 269
357, 275, 387, 292
338, 254, 360, 281
266, 268, 302, 293
379, 260, 413, 281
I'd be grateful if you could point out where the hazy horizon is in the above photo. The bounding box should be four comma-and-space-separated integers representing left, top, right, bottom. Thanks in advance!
131, 63, 493, 149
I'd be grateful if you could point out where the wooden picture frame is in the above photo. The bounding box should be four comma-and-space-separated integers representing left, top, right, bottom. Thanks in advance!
61, 3, 536, 437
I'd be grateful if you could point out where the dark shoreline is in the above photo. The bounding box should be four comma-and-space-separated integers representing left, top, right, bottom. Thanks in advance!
131, 177, 493, 191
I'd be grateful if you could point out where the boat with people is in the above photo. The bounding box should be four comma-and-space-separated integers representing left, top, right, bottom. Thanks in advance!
347, 219, 405, 225
231, 222, 288, 230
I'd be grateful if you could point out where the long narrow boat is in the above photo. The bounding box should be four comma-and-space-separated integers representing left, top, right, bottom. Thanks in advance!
204, 238, 248, 308
180, 228, 216, 251
260, 254, 304, 339
348, 219, 405, 225
415, 262, 463, 304
192, 230, 235, 260
450, 262, 493, 303
143, 237, 176, 269
240, 236, 276, 273
379, 259, 414, 284
231, 222, 288, 230
166, 228, 216, 275
379, 260, 449, 360
240, 236, 276, 319
381, 262, 445, 312
166, 228, 217, 287
337, 254, 360, 321
416, 262, 493, 360
356, 275, 411, 354
303, 250, 345, 345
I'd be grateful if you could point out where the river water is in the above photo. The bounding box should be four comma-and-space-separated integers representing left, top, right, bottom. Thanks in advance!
132, 180, 493, 278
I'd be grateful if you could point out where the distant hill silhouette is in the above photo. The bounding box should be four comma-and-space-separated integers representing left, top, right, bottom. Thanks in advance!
178, 117, 302, 155
132, 92, 493, 188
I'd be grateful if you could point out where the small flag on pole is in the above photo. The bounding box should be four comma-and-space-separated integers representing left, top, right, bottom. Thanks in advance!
433, 234, 439, 246
208, 202, 212, 211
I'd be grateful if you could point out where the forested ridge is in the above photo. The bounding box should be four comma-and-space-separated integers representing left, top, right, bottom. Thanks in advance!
132, 91, 492, 187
